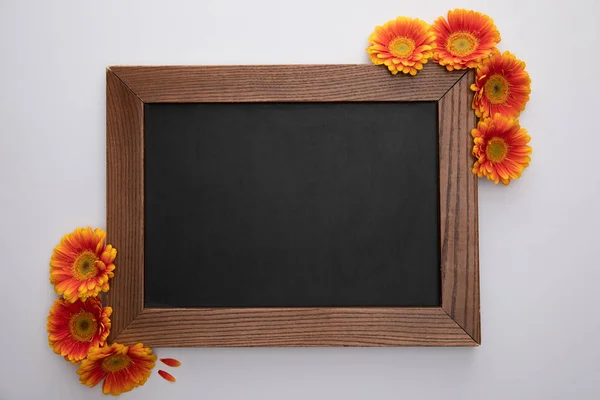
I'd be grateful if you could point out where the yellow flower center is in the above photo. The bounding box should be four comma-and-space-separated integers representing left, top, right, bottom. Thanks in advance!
484, 74, 511, 105
68, 311, 98, 342
446, 31, 478, 57
389, 37, 415, 58
72, 250, 99, 281
102, 354, 132, 373
486, 137, 509, 163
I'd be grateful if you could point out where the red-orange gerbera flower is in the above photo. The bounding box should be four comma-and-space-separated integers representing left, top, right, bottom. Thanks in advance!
471, 113, 532, 185
78, 343, 157, 396
431, 9, 501, 71
47, 296, 112, 363
471, 49, 531, 119
50, 227, 116, 303
367, 17, 435, 75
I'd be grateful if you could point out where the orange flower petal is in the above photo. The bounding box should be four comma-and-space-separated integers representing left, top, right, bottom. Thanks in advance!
160, 358, 182, 367
158, 370, 176, 382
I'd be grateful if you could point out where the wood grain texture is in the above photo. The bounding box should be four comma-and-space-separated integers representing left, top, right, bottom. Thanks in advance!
438, 70, 480, 344
108, 64, 466, 103
106, 70, 145, 342
113, 308, 477, 347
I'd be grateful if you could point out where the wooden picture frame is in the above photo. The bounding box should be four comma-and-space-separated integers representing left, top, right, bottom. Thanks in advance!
106, 64, 480, 347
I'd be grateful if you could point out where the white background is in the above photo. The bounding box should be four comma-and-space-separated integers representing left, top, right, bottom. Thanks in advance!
1, 0, 599, 398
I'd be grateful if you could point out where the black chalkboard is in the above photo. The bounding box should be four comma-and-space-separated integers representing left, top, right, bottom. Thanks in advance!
144, 102, 440, 308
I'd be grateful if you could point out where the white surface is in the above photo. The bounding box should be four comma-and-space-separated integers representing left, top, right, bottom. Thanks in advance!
1, 0, 599, 398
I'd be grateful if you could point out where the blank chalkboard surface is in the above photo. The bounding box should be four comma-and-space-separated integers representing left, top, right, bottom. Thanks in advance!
144, 102, 440, 308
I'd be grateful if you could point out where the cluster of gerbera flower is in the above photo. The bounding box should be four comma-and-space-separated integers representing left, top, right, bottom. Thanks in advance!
367, 9, 532, 186
46, 227, 178, 395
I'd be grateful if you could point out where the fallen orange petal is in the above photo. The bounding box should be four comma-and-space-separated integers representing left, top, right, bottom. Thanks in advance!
160, 358, 181, 367
158, 370, 176, 383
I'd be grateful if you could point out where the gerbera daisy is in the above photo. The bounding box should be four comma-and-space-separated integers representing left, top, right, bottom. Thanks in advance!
471, 113, 532, 185
50, 227, 116, 303
431, 8, 501, 71
471, 49, 531, 119
367, 17, 435, 75
47, 296, 112, 363
78, 343, 157, 396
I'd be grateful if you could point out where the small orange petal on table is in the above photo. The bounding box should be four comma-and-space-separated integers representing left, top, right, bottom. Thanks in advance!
158, 370, 176, 382
160, 358, 181, 367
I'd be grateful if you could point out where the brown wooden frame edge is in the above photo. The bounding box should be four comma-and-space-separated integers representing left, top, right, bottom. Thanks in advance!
106, 64, 479, 347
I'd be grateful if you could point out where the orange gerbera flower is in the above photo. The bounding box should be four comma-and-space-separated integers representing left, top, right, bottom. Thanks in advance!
50, 227, 116, 303
367, 17, 435, 75
471, 113, 532, 185
78, 343, 157, 396
431, 8, 501, 71
471, 49, 531, 119
47, 296, 112, 363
